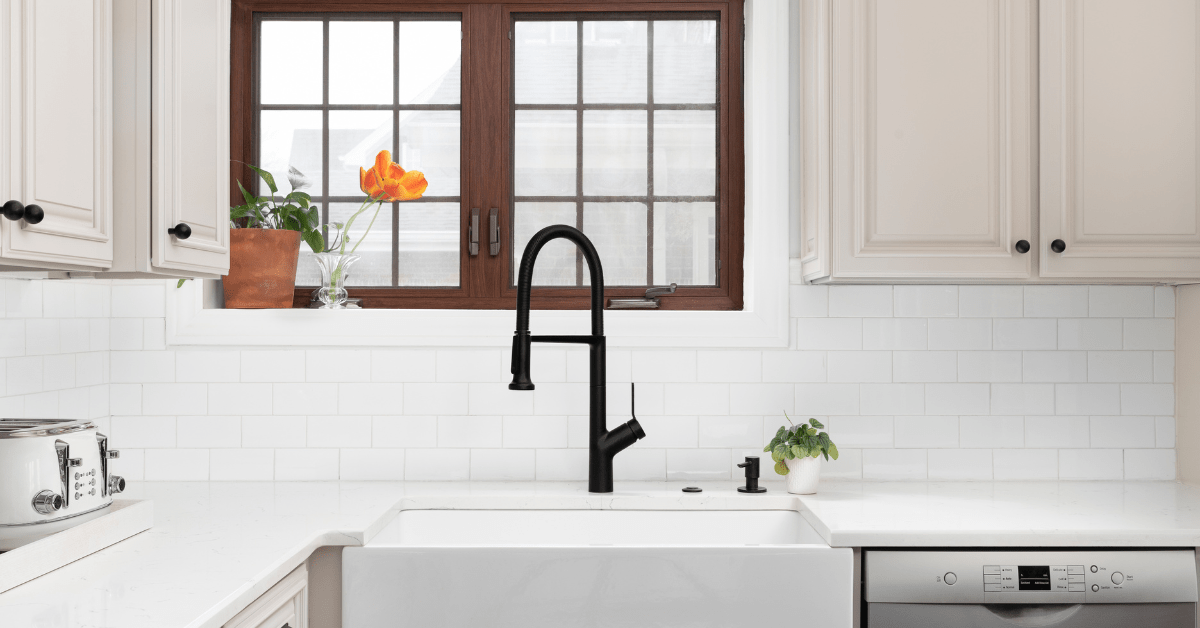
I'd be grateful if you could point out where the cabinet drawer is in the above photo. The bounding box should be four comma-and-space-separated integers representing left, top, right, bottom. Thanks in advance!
224, 563, 307, 628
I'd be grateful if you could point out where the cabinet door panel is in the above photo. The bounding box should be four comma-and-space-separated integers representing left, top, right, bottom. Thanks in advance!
1041, 0, 1200, 278
151, 0, 229, 275
828, 0, 1033, 280
1, 0, 113, 268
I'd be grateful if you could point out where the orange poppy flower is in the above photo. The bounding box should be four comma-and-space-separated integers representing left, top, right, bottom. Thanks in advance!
359, 150, 428, 202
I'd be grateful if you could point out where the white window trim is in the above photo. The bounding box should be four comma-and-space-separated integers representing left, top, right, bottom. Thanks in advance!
166, 0, 790, 349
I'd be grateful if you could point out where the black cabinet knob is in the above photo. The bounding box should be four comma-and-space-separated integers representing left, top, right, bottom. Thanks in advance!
168, 223, 191, 239
1015, 240, 1030, 254
2, 201, 44, 225
24, 204, 44, 224
1050, 239, 1066, 253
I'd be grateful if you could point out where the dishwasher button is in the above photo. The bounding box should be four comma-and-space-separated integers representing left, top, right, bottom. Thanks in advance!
984, 584, 1004, 592
1068, 565, 1084, 574
1111, 572, 1124, 585
1092, 584, 1100, 592
1069, 583, 1085, 592
1090, 565, 1098, 573
984, 575, 1001, 584
984, 565, 1001, 574
944, 572, 957, 585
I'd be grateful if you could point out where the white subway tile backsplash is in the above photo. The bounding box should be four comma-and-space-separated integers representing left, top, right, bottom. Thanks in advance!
697, 351, 762, 382
1058, 319, 1122, 350
960, 416, 1024, 448
829, 416, 893, 448
667, 449, 730, 481
796, 383, 860, 415
25, 319, 60, 355
861, 384, 924, 415
470, 449, 535, 481
862, 449, 927, 479
1089, 286, 1154, 318
373, 416, 438, 448
470, 383, 534, 416
894, 286, 957, 317
532, 383, 589, 415
372, 350, 437, 382
797, 318, 863, 350
863, 319, 928, 350
1085, 351, 1152, 383
44, 354, 76, 391
993, 449, 1058, 480
790, 284, 828, 317
893, 351, 956, 383
275, 449, 339, 481
994, 319, 1057, 351
436, 350, 505, 383
306, 350, 372, 382
406, 449, 470, 481
242, 416, 306, 448
404, 383, 468, 415
637, 416, 699, 448
698, 416, 763, 448
829, 286, 892, 317
729, 383, 797, 415
0, 320, 24, 357
60, 320, 90, 354
613, 448, 666, 480
143, 383, 207, 415
176, 351, 240, 383
828, 351, 891, 383
1154, 351, 1175, 383
438, 416, 503, 448
210, 449, 274, 481
111, 285, 165, 318
1124, 449, 1175, 480
929, 319, 991, 350
112, 416, 176, 448
1055, 383, 1120, 415
762, 351, 825, 382
1024, 416, 1089, 448
208, 383, 272, 416
111, 351, 173, 383
503, 416, 569, 448
895, 416, 957, 448
109, 383, 141, 415
632, 351, 697, 382
1124, 319, 1174, 350
664, 383, 729, 415
1024, 286, 1088, 318
536, 449, 588, 481
1157, 416, 1177, 448
928, 449, 992, 480
991, 384, 1054, 415
177, 416, 241, 448
1022, 351, 1087, 383
339, 449, 405, 481
41, 282, 76, 318
1090, 416, 1154, 449
109, 318, 143, 351
1155, 286, 1176, 318
142, 319, 165, 351
1121, 384, 1174, 415
338, 383, 405, 415
818, 447, 863, 479
1059, 449, 1122, 480
958, 351, 1022, 383
308, 415, 372, 448
242, 351, 306, 383
959, 286, 1023, 318
924, 383, 989, 415
146, 449, 208, 481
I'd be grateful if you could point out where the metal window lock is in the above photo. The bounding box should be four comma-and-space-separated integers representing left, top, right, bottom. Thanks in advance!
607, 283, 677, 309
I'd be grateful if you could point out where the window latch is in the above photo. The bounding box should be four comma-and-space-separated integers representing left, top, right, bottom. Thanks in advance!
469, 208, 480, 256
607, 283, 677, 309
489, 208, 500, 256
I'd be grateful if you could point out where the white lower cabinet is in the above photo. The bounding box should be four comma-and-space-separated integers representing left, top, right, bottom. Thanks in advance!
224, 563, 308, 628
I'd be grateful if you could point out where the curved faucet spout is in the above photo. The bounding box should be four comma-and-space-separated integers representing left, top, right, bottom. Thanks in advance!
513, 224, 605, 337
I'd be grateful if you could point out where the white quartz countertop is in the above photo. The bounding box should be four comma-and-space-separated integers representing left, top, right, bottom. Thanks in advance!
5, 480, 1200, 628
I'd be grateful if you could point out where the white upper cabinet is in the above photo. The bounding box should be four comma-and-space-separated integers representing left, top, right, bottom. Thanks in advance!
1, 0, 114, 270
1040, 0, 1200, 280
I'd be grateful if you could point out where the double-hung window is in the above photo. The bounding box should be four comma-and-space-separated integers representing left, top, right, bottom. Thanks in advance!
231, 0, 744, 310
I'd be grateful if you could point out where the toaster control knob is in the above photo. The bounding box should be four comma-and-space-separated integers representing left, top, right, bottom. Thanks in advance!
75, 492, 82, 501
108, 475, 126, 495
68, 458, 82, 468
107, 450, 120, 459
32, 491, 63, 515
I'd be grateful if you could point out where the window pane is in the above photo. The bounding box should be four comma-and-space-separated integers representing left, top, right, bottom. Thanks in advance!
330, 202, 394, 286
398, 202, 460, 286
329, 21, 394, 105
583, 110, 647, 196
514, 202, 577, 286
515, 111, 576, 196
582, 202, 647, 286
259, 110, 323, 196
583, 21, 646, 104
330, 110, 392, 197
260, 21, 323, 105
653, 21, 717, 104
653, 110, 716, 196
399, 22, 461, 104
399, 111, 460, 197
653, 202, 715, 286
515, 22, 577, 104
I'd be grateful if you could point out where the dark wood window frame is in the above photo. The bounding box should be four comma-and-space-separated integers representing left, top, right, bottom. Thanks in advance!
231, 0, 744, 311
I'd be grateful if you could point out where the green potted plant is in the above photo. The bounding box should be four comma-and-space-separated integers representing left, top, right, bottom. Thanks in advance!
765, 415, 839, 494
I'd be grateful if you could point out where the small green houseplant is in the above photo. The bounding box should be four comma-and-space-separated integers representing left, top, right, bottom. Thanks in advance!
765, 415, 838, 494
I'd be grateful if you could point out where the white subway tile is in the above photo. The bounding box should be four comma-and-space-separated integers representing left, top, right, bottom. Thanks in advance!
664, 383, 730, 415
568, 348, 631, 383
307, 415, 371, 448
1121, 384, 1174, 415
894, 286, 957, 317
958, 352, 1022, 383
1124, 449, 1175, 480
730, 383, 798, 415
829, 286, 892, 317
531, 382, 589, 415
469, 383, 535, 415
242, 350, 306, 383
959, 285, 1023, 318
862, 449, 926, 480
863, 319, 928, 350
24, 391, 58, 418
175, 351, 240, 383
699, 416, 763, 448
110, 351, 173, 384
111, 416, 176, 448
142, 319, 165, 351
60, 320, 90, 354
145, 449, 208, 481
243, 416, 306, 448
1087, 351, 1152, 383
0, 395, 23, 419
667, 449, 730, 481
824, 416, 892, 449
1024, 416, 1089, 448
819, 448, 863, 479
637, 416, 699, 448
405, 449, 470, 481
1154, 351, 1175, 383
25, 319, 60, 355
994, 319, 1057, 351
959, 416, 1024, 448
109, 384, 141, 415
304, 350, 371, 383
609, 381, 664, 416
1059, 449, 1122, 480
436, 349, 506, 383
991, 384, 1055, 414
0, 320, 24, 357
503, 416, 569, 448
143, 383, 207, 415
796, 383, 860, 415
697, 351, 762, 382
924, 383, 989, 415
1090, 416, 1154, 448
1157, 416, 1176, 448
5, 279, 41, 318
338, 383, 404, 415
1022, 351, 1087, 383
208, 383, 272, 416
613, 448, 666, 480
470, 449, 535, 481
861, 384, 924, 415
75, 283, 108, 318
372, 350, 437, 382
536, 449, 588, 481
44, 354, 75, 391
762, 351, 826, 382
373, 416, 438, 448
41, 282, 76, 318
88, 319, 109, 352
1155, 286, 1176, 318
1124, 319, 1174, 350
403, 383, 468, 415
276, 449, 339, 481
568, 416, 588, 448
178, 416, 241, 448
1089, 286, 1154, 317
339, 449, 404, 480
828, 351, 891, 383
894, 416, 957, 448
632, 351, 697, 382
928, 449, 992, 480
87, 385, 108, 420
790, 284, 828, 317
59, 388, 89, 420
210, 449, 274, 481
1058, 319, 1122, 350
522, 347, 567, 383
1024, 286, 1088, 317
797, 318, 862, 350
929, 319, 991, 350
111, 285, 165, 318
110, 447, 145, 481
993, 449, 1059, 480
109, 319, 143, 351
893, 351, 956, 383
438, 416, 503, 448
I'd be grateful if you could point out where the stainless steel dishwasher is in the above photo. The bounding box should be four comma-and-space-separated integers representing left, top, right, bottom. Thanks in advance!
865, 549, 1198, 627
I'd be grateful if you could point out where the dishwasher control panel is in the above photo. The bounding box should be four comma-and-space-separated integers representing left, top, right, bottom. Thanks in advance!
866, 550, 1197, 604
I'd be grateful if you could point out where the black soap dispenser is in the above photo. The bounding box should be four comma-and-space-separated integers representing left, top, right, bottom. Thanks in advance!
737, 456, 767, 493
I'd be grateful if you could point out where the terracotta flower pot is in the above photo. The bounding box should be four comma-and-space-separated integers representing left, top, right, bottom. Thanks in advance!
223, 229, 301, 308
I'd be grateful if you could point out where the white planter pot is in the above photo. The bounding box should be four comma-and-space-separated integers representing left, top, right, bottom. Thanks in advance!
785, 456, 822, 494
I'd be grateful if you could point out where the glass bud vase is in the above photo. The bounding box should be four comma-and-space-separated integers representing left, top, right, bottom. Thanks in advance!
313, 253, 360, 309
